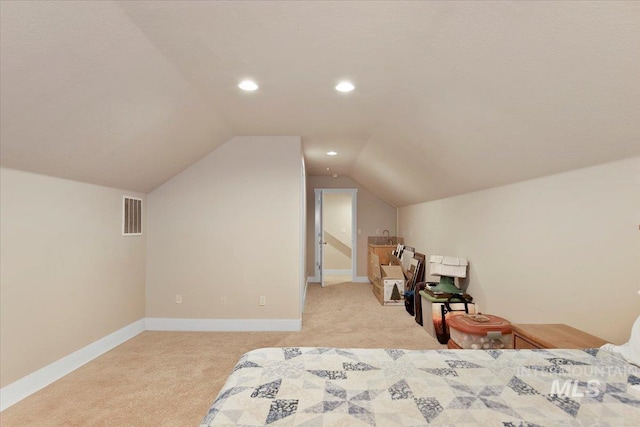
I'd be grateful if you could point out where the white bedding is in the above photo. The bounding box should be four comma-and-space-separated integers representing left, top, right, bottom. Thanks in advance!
202, 347, 640, 426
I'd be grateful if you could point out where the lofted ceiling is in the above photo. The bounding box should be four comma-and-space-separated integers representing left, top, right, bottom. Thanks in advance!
1, 1, 639, 207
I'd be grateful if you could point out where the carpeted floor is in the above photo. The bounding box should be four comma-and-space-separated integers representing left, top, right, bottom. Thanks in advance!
0, 282, 443, 426
321, 274, 352, 286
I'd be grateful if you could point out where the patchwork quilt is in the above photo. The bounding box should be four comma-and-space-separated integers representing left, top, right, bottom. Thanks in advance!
201, 347, 640, 426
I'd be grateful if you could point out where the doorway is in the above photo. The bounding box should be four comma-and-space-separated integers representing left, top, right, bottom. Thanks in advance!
314, 189, 357, 287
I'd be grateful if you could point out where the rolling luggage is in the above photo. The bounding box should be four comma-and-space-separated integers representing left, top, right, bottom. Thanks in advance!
404, 290, 416, 316
413, 282, 429, 325
403, 256, 424, 316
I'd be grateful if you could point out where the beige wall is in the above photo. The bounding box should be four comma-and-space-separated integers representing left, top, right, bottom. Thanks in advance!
146, 136, 303, 320
306, 176, 398, 278
398, 158, 640, 344
0, 168, 146, 387
323, 192, 352, 270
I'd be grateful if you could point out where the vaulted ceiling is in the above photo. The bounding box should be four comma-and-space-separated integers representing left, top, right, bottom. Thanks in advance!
1, 1, 639, 206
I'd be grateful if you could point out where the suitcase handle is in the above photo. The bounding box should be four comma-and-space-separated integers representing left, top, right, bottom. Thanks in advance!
443, 294, 473, 312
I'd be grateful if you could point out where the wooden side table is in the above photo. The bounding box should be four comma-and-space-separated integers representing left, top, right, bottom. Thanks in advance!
512, 323, 607, 349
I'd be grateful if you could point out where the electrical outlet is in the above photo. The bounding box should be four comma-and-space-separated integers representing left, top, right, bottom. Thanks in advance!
259, 296, 266, 306
175, 295, 183, 304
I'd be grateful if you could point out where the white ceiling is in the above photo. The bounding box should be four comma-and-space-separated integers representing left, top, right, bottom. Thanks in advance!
1, 1, 639, 206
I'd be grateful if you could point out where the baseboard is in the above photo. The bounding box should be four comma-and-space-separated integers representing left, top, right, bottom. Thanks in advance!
307, 275, 319, 283
0, 319, 145, 412
1, 315, 302, 411
354, 276, 371, 283
145, 317, 302, 332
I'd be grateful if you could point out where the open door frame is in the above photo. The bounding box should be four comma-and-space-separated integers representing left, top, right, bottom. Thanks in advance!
314, 188, 357, 286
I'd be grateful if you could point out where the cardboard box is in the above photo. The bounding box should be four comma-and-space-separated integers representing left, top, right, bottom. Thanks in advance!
371, 253, 381, 283
429, 255, 468, 278
373, 265, 405, 306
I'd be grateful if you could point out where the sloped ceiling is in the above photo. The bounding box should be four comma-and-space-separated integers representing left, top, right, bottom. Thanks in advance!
1, 1, 639, 207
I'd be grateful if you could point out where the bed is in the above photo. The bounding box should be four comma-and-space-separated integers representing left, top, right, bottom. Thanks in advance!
201, 347, 640, 426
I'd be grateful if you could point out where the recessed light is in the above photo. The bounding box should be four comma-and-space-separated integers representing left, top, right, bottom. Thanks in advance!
332, 174, 339, 178
326, 151, 338, 156
238, 80, 258, 91
335, 81, 355, 92
326, 167, 331, 171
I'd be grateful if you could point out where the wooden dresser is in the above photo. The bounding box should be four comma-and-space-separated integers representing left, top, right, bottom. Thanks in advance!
512, 323, 607, 349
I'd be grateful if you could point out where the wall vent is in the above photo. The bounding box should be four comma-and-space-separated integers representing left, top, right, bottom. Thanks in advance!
122, 196, 143, 236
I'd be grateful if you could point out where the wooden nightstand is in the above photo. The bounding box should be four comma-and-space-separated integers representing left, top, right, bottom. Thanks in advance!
512, 323, 607, 349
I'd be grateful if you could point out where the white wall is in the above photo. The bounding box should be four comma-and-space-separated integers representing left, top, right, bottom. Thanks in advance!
398, 158, 640, 344
0, 168, 146, 387
146, 136, 304, 325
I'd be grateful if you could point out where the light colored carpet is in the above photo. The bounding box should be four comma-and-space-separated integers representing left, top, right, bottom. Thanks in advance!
0, 282, 443, 426
322, 274, 352, 286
